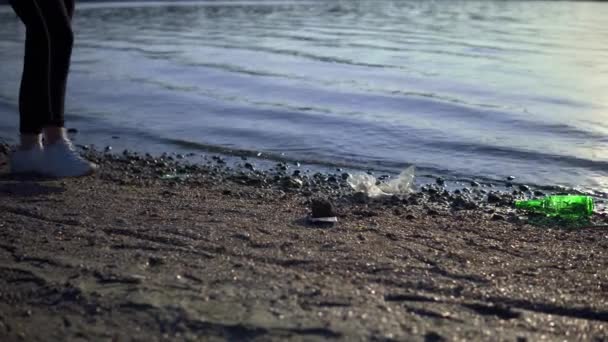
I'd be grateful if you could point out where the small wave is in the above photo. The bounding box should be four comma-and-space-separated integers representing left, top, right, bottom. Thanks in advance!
426, 140, 608, 172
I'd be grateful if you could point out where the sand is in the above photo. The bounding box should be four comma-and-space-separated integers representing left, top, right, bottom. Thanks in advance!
0, 142, 607, 341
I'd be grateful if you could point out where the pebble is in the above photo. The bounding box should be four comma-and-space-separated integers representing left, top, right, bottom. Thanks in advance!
67, 128, 78, 134
518, 184, 530, 192
310, 198, 336, 219
451, 196, 478, 210
491, 214, 505, 221
470, 181, 480, 187
282, 177, 303, 189
352, 192, 368, 204
436, 177, 445, 186
427, 209, 439, 216
244, 162, 255, 171
487, 192, 502, 203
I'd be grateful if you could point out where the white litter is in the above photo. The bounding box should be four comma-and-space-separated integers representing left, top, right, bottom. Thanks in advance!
347, 166, 415, 197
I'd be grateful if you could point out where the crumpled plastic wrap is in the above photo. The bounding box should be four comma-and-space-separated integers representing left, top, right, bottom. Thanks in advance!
347, 166, 415, 197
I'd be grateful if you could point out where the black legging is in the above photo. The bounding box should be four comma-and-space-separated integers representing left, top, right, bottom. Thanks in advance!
9, 0, 75, 135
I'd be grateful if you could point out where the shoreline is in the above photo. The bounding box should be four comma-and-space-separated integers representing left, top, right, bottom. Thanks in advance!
1, 140, 607, 340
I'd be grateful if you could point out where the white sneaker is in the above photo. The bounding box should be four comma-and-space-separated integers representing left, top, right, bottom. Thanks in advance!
43, 140, 97, 178
10, 146, 44, 175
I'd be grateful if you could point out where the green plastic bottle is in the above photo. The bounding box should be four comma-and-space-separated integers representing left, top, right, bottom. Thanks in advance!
515, 195, 594, 218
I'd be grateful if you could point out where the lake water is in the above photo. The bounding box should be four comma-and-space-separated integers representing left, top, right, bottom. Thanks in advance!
1, 0, 607, 193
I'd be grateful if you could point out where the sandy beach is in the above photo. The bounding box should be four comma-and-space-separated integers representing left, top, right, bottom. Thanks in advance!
0, 141, 607, 341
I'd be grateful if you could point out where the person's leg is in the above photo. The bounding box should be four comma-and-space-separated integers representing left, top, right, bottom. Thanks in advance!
9, 0, 51, 150
32, 0, 97, 177
32, 0, 74, 144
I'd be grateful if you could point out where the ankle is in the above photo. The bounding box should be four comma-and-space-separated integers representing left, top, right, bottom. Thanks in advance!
43, 126, 68, 145
19, 134, 43, 151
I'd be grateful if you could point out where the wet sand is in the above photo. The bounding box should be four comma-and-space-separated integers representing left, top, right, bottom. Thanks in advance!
0, 142, 607, 341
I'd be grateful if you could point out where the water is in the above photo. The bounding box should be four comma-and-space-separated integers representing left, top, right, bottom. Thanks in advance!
1, 0, 607, 193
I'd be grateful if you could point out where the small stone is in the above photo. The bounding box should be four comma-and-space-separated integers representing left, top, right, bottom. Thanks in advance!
507, 176, 515, 181
488, 192, 502, 203
311, 198, 336, 219
436, 177, 445, 186
67, 128, 78, 134
424, 331, 445, 342
405, 214, 415, 220
470, 181, 480, 187
487, 192, 501, 203
491, 214, 505, 221
518, 184, 530, 192
451, 196, 478, 210
148, 256, 165, 267
104, 146, 112, 152
292, 170, 301, 177
112, 136, 120, 139
244, 162, 255, 171
341, 173, 350, 180
282, 177, 303, 189
352, 192, 368, 204
533, 190, 545, 197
